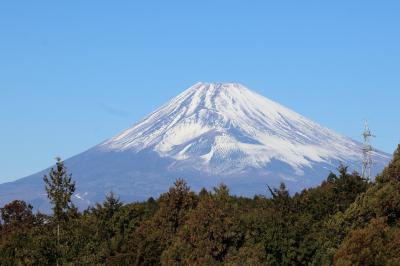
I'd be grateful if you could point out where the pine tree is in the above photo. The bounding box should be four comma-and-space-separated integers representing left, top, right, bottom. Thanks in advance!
267, 183, 299, 265
91, 192, 123, 261
161, 183, 241, 264
43, 157, 76, 222
132, 179, 197, 265
43, 157, 76, 265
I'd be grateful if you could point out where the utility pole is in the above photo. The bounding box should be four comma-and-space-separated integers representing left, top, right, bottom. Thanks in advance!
362, 121, 375, 181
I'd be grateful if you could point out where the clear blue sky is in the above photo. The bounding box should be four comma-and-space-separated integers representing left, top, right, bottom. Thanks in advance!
1, 1, 399, 183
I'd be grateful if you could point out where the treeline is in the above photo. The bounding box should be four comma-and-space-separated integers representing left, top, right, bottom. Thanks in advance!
1, 146, 400, 265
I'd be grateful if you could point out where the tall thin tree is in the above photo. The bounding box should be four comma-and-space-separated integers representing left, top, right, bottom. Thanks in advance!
43, 157, 76, 265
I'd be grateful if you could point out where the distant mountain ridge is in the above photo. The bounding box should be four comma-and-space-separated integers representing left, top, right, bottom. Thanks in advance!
0, 82, 391, 211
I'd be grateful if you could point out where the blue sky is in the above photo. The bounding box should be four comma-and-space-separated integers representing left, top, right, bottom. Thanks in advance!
0, 1, 399, 183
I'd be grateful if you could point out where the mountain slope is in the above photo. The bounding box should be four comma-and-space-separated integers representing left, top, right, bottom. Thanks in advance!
0, 83, 391, 210
101, 82, 368, 174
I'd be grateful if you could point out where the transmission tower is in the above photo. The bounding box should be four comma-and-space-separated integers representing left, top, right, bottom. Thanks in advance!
362, 121, 375, 181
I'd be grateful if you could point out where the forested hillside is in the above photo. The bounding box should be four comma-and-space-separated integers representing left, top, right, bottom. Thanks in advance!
1, 146, 399, 265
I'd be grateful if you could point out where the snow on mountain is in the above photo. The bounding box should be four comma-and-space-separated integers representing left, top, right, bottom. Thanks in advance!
100, 82, 376, 175
0, 82, 391, 211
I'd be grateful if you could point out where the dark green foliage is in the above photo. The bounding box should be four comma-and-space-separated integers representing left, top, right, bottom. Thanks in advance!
1, 146, 400, 265
377, 144, 400, 183
333, 218, 400, 266
130, 179, 198, 265
161, 184, 242, 265
43, 157, 76, 223
0, 200, 33, 227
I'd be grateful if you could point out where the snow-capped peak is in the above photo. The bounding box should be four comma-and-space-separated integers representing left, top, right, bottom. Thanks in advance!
0, 82, 391, 210
100, 82, 384, 175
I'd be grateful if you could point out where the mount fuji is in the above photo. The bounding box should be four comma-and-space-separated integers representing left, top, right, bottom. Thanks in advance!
0, 83, 391, 210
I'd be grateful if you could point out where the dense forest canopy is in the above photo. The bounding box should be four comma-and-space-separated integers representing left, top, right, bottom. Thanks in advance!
1, 145, 400, 265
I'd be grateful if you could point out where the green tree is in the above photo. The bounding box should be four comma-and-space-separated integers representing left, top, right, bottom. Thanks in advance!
43, 157, 76, 265
266, 183, 299, 265
377, 144, 400, 183
161, 184, 242, 265
91, 192, 123, 262
333, 218, 400, 266
132, 179, 197, 265
0, 200, 33, 228
43, 157, 76, 222
1, 145, 399, 265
